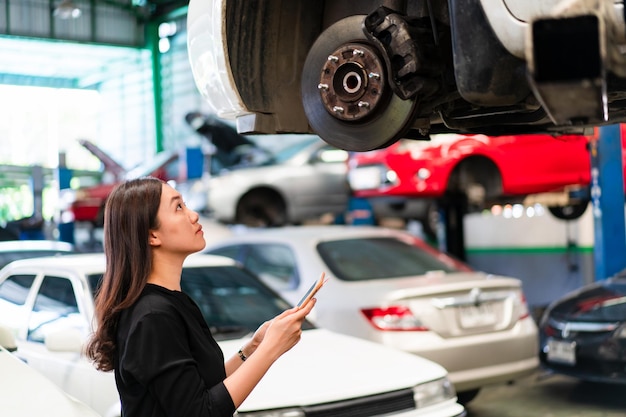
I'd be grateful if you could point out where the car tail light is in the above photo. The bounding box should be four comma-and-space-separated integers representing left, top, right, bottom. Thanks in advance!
543, 323, 558, 337
518, 293, 530, 320
360, 306, 428, 331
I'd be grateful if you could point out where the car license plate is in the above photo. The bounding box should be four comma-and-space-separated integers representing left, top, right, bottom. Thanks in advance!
547, 339, 576, 365
457, 303, 497, 328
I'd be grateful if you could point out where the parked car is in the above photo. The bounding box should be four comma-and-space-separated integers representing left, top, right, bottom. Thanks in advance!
0, 344, 101, 417
538, 273, 626, 384
347, 133, 613, 236
0, 239, 74, 270
199, 135, 350, 227
0, 253, 466, 417
204, 225, 540, 404
64, 125, 283, 227
63, 148, 180, 226
188, 0, 626, 152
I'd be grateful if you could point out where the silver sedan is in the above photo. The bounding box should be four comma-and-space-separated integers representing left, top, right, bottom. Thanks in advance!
205, 225, 540, 404
195, 135, 349, 227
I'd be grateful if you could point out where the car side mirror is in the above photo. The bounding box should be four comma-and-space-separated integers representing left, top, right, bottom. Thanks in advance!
0, 325, 17, 352
45, 328, 85, 353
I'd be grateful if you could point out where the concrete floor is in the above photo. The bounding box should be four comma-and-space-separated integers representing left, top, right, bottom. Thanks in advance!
465, 370, 626, 417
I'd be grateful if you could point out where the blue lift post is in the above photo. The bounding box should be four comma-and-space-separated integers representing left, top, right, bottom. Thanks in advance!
589, 124, 626, 280
57, 153, 75, 244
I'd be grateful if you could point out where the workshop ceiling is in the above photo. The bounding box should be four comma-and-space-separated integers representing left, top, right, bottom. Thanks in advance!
0, 1, 189, 88
0, 36, 149, 88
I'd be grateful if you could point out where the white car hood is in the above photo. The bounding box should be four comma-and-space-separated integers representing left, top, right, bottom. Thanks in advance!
1, 349, 100, 417
219, 328, 448, 411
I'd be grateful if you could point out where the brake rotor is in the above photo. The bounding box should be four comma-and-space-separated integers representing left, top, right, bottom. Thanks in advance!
301, 15, 417, 152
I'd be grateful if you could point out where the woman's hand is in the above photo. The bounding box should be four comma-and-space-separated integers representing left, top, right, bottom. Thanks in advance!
243, 320, 270, 356
260, 298, 316, 361
223, 299, 316, 406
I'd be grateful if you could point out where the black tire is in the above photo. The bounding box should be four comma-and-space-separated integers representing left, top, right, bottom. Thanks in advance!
457, 388, 480, 405
235, 190, 287, 227
548, 200, 589, 220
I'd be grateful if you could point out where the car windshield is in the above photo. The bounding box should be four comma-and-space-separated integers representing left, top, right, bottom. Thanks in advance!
317, 237, 466, 281
87, 265, 314, 340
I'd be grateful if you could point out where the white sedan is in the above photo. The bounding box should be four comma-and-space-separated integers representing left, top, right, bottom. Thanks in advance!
0, 343, 100, 417
197, 135, 349, 227
0, 253, 465, 417
204, 225, 540, 404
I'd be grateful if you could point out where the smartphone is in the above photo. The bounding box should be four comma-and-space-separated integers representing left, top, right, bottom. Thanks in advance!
297, 272, 327, 308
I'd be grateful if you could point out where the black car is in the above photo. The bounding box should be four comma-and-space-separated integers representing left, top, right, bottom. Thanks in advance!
538, 274, 626, 384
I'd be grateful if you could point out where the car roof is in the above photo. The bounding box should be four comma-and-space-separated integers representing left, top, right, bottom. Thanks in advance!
0, 240, 74, 252
227, 225, 404, 241
1, 252, 238, 274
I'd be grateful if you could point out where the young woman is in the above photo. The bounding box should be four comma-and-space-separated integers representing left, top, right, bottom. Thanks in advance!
86, 177, 315, 417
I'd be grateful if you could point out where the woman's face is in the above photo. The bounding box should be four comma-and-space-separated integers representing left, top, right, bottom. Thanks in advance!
151, 183, 205, 255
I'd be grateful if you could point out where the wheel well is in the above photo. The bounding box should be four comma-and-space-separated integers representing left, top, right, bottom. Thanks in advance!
237, 187, 286, 209
447, 156, 502, 202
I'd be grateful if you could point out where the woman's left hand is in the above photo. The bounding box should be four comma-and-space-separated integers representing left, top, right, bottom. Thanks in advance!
246, 320, 270, 354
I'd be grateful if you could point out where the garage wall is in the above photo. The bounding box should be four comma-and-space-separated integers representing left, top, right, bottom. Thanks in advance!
0, 0, 144, 46
96, 51, 157, 168
158, 15, 212, 152
465, 208, 595, 313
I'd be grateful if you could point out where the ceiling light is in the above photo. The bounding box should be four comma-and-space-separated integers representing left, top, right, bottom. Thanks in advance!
53, 0, 82, 19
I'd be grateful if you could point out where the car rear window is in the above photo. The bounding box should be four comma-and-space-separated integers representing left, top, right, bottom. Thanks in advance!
317, 237, 464, 281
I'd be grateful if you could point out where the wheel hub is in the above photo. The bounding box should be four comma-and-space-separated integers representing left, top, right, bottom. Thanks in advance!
301, 15, 417, 152
318, 43, 386, 121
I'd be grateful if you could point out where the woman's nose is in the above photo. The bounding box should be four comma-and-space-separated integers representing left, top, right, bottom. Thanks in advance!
189, 208, 200, 222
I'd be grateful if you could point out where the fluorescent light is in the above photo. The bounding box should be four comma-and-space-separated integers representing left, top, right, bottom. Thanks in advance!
53, 0, 82, 19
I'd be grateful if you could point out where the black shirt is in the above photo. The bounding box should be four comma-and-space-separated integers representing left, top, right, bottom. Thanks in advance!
115, 284, 236, 417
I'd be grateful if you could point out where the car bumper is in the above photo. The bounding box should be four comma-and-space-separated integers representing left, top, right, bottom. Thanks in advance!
375, 318, 539, 392
388, 399, 466, 417
538, 335, 626, 385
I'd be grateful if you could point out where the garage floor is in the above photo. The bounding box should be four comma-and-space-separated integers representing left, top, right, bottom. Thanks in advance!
466, 370, 626, 417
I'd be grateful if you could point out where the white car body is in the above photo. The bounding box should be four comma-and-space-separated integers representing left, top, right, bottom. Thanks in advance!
0, 239, 74, 269
203, 136, 349, 226
0, 253, 465, 417
204, 225, 540, 397
187, 0, 626, 152
0, 344, 100, 417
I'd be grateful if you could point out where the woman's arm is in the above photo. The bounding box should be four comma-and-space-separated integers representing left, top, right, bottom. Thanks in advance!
223, 299, 315, 408
224, 319, 268, 376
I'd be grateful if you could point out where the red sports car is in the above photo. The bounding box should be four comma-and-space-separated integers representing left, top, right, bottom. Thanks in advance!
348, 131, 625, 235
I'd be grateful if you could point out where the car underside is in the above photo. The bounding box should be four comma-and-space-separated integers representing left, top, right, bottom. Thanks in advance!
187, 0, 626, 151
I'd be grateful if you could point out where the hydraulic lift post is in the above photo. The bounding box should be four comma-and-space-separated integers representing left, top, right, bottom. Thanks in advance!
590, 124, 626, 280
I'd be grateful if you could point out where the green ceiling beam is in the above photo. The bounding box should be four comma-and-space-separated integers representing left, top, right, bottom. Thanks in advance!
146, 19, 164, 153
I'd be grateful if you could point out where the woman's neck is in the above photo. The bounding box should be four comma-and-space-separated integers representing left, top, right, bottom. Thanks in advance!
147, 253, 185, 291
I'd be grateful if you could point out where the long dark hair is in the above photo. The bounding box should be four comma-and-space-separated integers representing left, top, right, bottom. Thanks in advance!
86, 177, 163, 371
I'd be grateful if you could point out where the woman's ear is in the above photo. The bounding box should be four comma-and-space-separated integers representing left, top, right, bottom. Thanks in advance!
148, 230, 161, 247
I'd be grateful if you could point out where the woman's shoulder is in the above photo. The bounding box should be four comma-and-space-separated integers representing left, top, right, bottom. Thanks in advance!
130, 284, 182, 317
